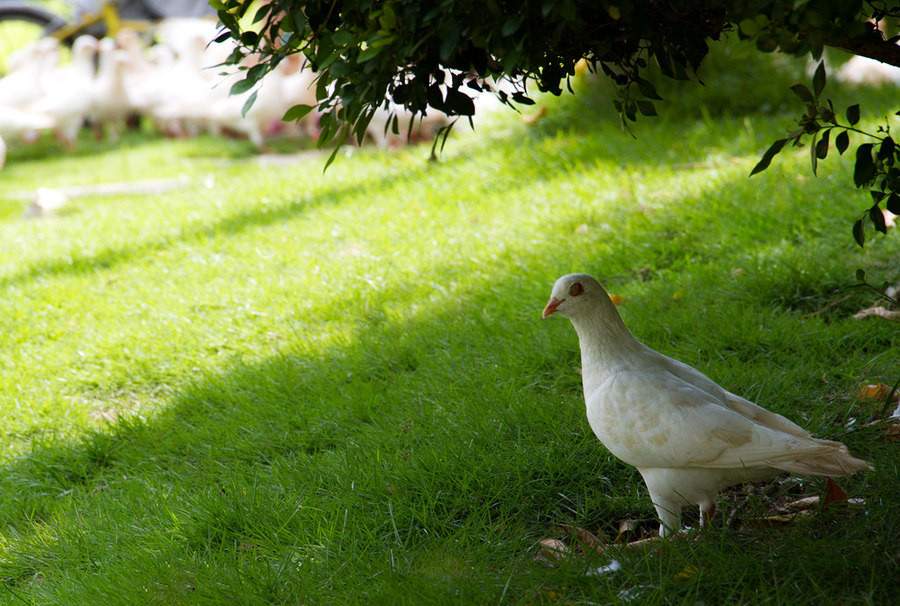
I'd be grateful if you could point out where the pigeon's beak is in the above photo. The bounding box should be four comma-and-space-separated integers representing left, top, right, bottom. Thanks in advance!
542, 297, 563, 319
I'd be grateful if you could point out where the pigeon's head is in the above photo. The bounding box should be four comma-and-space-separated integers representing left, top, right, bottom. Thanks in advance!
542, 273, 608, 319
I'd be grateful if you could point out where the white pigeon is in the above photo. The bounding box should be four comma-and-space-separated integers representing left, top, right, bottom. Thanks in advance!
542, 273, 872, 537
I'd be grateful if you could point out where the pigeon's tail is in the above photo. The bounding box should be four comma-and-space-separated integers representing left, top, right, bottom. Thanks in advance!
771, 440, 873, 477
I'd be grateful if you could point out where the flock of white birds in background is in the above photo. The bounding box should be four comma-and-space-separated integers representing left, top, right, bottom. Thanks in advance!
0, 18, 451, 170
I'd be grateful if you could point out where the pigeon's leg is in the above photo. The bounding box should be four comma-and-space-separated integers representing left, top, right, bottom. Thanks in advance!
651, 498, 682, 538
699, 501, 717, 529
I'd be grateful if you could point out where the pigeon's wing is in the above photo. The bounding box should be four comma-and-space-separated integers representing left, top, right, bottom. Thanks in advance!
585, 369, 836, 471
656, 352, 811, 439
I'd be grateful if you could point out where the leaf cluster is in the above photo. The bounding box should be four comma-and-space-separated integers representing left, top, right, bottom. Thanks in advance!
751, 62, 900, 247
212, 0, 743, 161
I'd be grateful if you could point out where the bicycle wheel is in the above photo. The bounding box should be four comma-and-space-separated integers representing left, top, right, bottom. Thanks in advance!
0, 2, 68, 74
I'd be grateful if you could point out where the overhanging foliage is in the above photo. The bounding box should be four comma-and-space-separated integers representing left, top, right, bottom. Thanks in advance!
215, 0, 900, 241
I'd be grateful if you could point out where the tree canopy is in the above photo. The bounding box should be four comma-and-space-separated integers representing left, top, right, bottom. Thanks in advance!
215, 0, 900, 243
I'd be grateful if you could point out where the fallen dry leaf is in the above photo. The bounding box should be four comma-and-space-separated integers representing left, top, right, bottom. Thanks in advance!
537, 538, 570, 565
618, 518, 637, 535
741, 510, 813, 529
783, 496, 820, 511
885, 424, 900, 441
853, 306, 900, 321
608, 294, 626, 306
674, 564, 699, 582
615, 518, 642, 543
857, 382, 899, 402
557, 524, 603, 551
822, 478, 848, 507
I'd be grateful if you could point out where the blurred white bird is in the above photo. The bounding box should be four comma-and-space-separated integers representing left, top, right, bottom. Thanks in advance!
29, 35, 97, 146
90, 37, 133, 141
0, 105, 56, 141
543, 273, 872, 537
0, 38, 59, 108
147, 32, 235, 137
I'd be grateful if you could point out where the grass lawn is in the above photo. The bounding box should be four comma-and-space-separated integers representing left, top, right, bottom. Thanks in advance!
0, 47, 898, 604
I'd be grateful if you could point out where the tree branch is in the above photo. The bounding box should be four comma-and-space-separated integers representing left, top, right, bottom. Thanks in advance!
823, 29, 900, 69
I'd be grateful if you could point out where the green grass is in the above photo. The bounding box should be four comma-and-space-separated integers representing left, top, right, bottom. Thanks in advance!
0, 48, 899, 604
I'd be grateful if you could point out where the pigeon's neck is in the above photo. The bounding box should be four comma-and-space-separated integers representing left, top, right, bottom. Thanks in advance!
569, 303, 642, 390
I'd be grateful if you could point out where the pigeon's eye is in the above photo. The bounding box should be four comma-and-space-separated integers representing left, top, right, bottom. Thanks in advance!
569, 282, 584, 297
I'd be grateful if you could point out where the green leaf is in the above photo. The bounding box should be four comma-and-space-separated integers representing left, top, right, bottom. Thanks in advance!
879, 136, 895, 161
379, 4, 396, 29
438, 23, 459, 62
511, 91, 535, 106
835, 130, 849, 155
855, 268, 866, 283
636, 77, 663, 100
282, 104, 314, 122
870, 205, 887, 234
291, 10, 307, 33
427, 84, 443, 108
445, 88, 476, 115
750, 138, 789, 176
846, 104, 860, 126
224, 47, 244, 66
230, 78, 256, 96
636, 100, 657, 116
852, 219, 865, 247
218, 10, 240, 34
332, 30, 354, 46
357, 45, 383, 63
738, 17, 762, 37
241, 90, 258, 117
322, 127, 349, 172
501, 18, 520, 36
853, 143, 876, 187
790, 84, 814, 104
246, 63, 267, 83
812, 62, 826, 98
887, 193, 900, 214
810, 131, 818, 175
815, 129, 830, 159
353, 109, 375, 144
252, 3, 272, 24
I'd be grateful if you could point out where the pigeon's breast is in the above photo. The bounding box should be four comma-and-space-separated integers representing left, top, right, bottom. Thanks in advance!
584, 374, 679, 468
